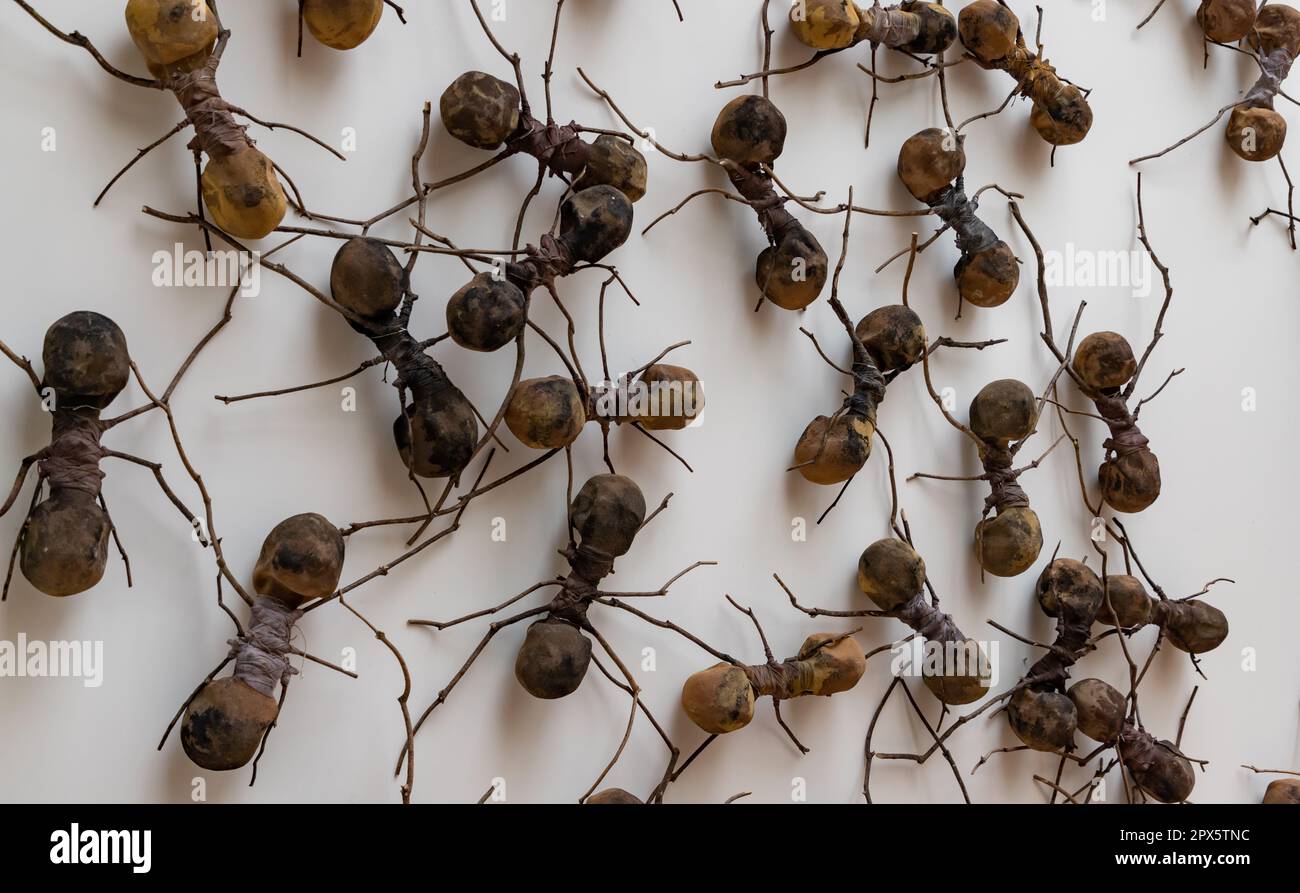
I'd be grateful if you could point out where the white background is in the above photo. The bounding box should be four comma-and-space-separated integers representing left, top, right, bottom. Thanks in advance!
1, 0, 1297, 804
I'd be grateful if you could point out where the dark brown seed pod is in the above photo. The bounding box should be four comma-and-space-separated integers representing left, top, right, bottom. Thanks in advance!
969, 379, 1037, 445
711, 95, 788, 167
921, 640, 992, 706
1197, 0, 1260, 43
855, 304, 926, 373
1030, 84, 1094, 146
755, 225, 829, 310
793, 413, 874, 485
857, 538, 926, 612
514, 619, 593, 699
1226, 106, 1287, 162
903, 2, 959, 55
1008, 686, 1077, 751
570, 474, 647, 560
180, 676, 279, 772
897, 127, 964, 204
330, 237, 405, 321
1097, 574, 1154, 628
580, 134, 648, 204
957, 0, 1020, 64
302, 0, 384, 50
393, 390, 479, 479
42, 312, 130, 409
558, 185, 634, 264
1072, 331, 1136, 392
954, 241, 1019, 308
251, 513, 346, 607
445, 272, 528, 352
629, 364, 704, 431
681, 663, 756, 734
587, 788, 644, 804
1263, 778, 1300, 804
19, 493, 111, 597
505, 376, 587, 449
1126, 740, 1195, 803
1068, 678, 1126, 745
1098, 449, 1161, 514
1162, 600, 1229, 654
1036, 558, 1103, 619
974, 507, 1043, 578
439, 71, 522, 150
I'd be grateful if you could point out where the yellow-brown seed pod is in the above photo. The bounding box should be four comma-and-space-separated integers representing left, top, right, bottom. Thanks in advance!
974, 506, 1043, 577
855, 304, 926, 373
1072, 331, 1136, 392
897, 127, 964, 204
251, 513, 346, 608
1097, 574, 1153, 628
1030, 84, 1094, 146
1196, 0, 1258, 44
958, 0, 1020, 65
681, 663, 755, 734
302, 0, 384, 51
922, 640, 992, 705
756, 225, 829, 310
629, 364, 704, 431
200, 146, 287, 239
793, 413, 873, 484
711, 95, 787, 166
789, 0, 861, 50
1248, 3, 1300, 57
955, 241, 1019, 308
797, 633, 867, 696
1263, 778, 1300, 804
124, 0, 218, 68
505, 376, 586, 449
969, 379, 1037, 444
857, 537, 925, 613
1226, 106, 1287, 162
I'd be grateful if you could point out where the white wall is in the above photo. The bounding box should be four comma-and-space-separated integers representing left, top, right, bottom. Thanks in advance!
0, 0, 1296, 804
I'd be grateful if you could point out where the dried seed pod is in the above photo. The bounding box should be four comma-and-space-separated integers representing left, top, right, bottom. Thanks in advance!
330, 237, 405, 321
124, 0, 219, 67
42, 312, 130, 409
788, 0, 861, 50
200, 146, 288, 240
957, 0, 1019, 64
855, 305, 926, 373
969, 379, 1037, 445
922, 639, 991, 705
897, 127, 964, 204
1072, 331, 1136, 391
974, 506, 1043, 577
587, 788, 644, 804
1035, 558, 1103, 619
439, 71, 522, 150
1098, 449, 1162, 513
19, 494, 111, 597
1097, 574, 1153, 628
1197, 0, 1259, 43
180, 676, 279, 771
580, 134, 649, 204
570, 474, 647, 559
755, 225, 829, 310
793, 413, 874, 484
302, 0, 384, 50
558, 186, 634, 264
1125, 739, 1195, 803
857, 538, 926, 612
445, 272, 527, 352
796, 633, 868, 695
681, 663, 756, 734
954, 241, 1019, 308
1226, 106, 1287, 162
393, 391, 479, 479
1263, 778, 1300, 804
505, 376, 587, 449
1161, 600, 1229, 654
711, 95, 788, 167
251, 513, 345, 606
905, 2, 959, 54
1008, 686, 1077, 751
629, 364, 704, 431
1068, 678, 1126, 744
1029, 83, 1093, 146
1249, 3, 1300, 57
514, 619, 593, 699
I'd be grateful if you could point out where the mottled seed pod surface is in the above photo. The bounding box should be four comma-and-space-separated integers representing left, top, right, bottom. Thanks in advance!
954, 241, 1019, 308
1263, 778, 1300, 804
394, 392, 479, 479
857, 537, 926, 613
1072, 331, 1136, 392
969, 379, 1037, 444
251, 513, 345, 607
1099, 449, 1161, 514
630, 364, 704, 431
974, 506, 1043, 577
897, 127, 964, 204
711, 95, 787, 166
124, 0, 218, 67
559, 186, 634, 264
855, 304, 926, 372
1249, 3, 1300, 57
570, 474, 646, 559
1163, 600, 1229, 654
20, 494, 111, 597
439, 71, 522, 150
580, 134, 648, 203
200, 146, 287, 240
1097, 574, 1153, 628
798, 633, 868, 695
1030, 84, 1093, 146
330, 237, 405, 320
514, 620, 592, 699
1226, 106, 1287, 162
446, 273, 527, 352
180, 676, 278, 771
1068, 678, 1126, 744
755, 226, 829, 310
1008, 686, 1077, 751
793, 413, 873, 484
1197, 0, 1260, 43
681, 663, 755, 734
789, 0, 861, 50
922, 640, 991, 705
42, 312, 130, 409
1128, 740, 1195, 803
1036, 558, 1102, 619
587, 788, 644, 804
903, 2, 959, 55
505, 376, 587, 449
958, 0, 1020, 64
302, 0, 384, 50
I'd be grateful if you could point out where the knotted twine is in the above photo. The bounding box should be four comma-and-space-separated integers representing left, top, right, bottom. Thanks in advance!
979, 444, 1030, 513
1245, 47, 1296, 107
169, 59, 253, 158
229, 597, 300, 698
39, 415, 105, 497
858, 2, 921, 48
931, 180, 1000, 258
1092, 393, 1150, 460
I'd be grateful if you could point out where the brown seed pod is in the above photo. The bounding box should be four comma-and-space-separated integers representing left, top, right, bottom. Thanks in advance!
793, 413, 874, 484
394, 390, 479, 479
855, 305, 926, 373
681, 663, 756, 734
1249, 3, 1300, 57
1035, 558, 1103, 619
1226, 106, 1287, 162
124, 0, 219, 67
788, 0, 861, 50
559, 185, 634, 264
580, 134, 649, 204
19, 494, 111, 597
200, 146, 288, 240
1029, 83, 1094, 146
439, 71, 523, 150
629, 364, 704, 431
514, 619, 593, 699
42, 312, 130, 409
1161, 600, 1229, 654
505, 376, 587, 450
251, 512, 345, 606
1097, 574, 1154, 628
1196, 0, 1258, 44
1072, 331, 1136, 392
1263, 778, 1300, 804
1008, 686, 1077, 751
570, 474, 647, 560
957, 0, 1020, 64
921, 639, 992, 705
857, 537, 926, 613
796, 633, 868, 695
711, 95, 788, 167
330, 237, 405, 321
587, 788, 644, 804
180, 676, 279, 772
904, 2, 959, 55
1097, 449, 1161, 514
897, 127, 964, 204
302, 0, 384, 51
755, 225, 830, 310
1068, 678, 1126, 745
974, 506, 1043, 577
969, 379, 1037, 445
954, 241, 1019, 308
1126, 739, 1195, 803
445, 272, 528, 352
